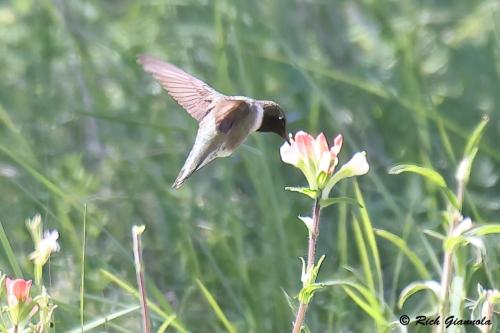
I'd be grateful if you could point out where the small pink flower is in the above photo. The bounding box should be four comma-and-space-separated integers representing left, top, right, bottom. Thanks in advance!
5, 278, 32, 307
280, 131, 343, 190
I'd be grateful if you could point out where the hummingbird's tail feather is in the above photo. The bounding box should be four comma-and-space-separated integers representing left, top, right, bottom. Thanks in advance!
172, 172, 189, 189
172, 157, 200, 189
171, 118, 225, 189
171, 151, 219, 189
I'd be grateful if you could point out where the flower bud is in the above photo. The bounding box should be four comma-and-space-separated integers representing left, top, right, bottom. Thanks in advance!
30, 230, 60, 266
339, 151, 369, 177
5, 277, 34, 326
5, 278, 32, 307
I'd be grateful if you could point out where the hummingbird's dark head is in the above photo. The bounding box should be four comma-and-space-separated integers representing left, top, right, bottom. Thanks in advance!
258, 101, 290, 143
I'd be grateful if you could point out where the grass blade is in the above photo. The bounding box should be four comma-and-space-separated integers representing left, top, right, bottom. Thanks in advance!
196, 279, 237, 333
101, 269, 187, 333
352, 216, 375, 294
320, 280, 386, 327
374, 229, 431, 279
388, 164, 447, 188
67, 305, 140, 333
80, 205, 87, 332
464, 115, 489, 157
0, 219, 22, 277
354, 180, 383, 297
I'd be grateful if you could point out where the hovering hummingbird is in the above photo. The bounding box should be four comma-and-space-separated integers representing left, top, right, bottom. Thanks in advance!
138, 54, 289, 189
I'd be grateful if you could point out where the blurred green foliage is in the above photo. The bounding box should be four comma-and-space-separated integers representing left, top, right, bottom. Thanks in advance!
0, 0, 499, 332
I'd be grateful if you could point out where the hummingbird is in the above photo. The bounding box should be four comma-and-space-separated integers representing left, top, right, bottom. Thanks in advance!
138, 54, 289, 188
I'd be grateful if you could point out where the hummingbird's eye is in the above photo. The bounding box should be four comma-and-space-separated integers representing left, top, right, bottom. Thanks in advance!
278, 116, 283, 120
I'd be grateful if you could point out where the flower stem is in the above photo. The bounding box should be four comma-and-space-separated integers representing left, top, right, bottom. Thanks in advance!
437, 248, 453, 332
132, 226, 151, 333
34, 263, 42, 286
292, 197, 322, 333
436, 181, 465, 333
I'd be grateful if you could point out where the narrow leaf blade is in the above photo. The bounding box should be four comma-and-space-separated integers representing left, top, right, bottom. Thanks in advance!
389, 164, 447, 188
320, 196, 363, 208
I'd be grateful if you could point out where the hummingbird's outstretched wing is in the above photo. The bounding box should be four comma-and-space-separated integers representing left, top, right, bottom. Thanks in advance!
137, 54, 221, 121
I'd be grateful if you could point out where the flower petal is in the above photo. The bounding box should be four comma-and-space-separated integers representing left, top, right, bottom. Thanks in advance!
314, 133, 329, 160
318, 151, 332, 174
295, 131, 315, 159
331, 134, 343, 157
280, 141, 299, 165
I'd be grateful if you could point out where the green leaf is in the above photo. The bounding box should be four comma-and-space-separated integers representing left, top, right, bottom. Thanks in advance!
467, 224, 500, 236
389, 164, 459, 208
354, 181, 383, 297
342, 286, 387, 327
444, 235, 466, 252
389, 164, 447, 188
0, 219, 22, 277
67, 305, 140, 333
398, 281, 441, 309
101, 270, 187, 333
442, 188, 460, 209
319, 279, 387, 326
285, 187, 319, 199
281, 288, 297, 313
374, 229, 431, 279
301, 255, 325, 286
464, 115, 489, 157
196, 279, 237, 333
320, 196, 363, 208
465, 236, 485, 268
423, 229, 446, 241
455, 116, 489, 187
352, 216, 375, 294
298, 255, 326, 303
298, 283, 325, 304
311, 255, 325, 283
157, 315, 177, 333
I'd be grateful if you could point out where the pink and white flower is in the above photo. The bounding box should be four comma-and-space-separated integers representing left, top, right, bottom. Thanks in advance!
281, 131, 369, 197
280, 131, 343, 190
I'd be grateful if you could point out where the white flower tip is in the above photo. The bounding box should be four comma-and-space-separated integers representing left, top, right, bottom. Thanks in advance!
44, 230, 59, 240
334, 134, 343, 146
344, 151, 369, 176
132, 225, 146, 235
455, 156, 471, 183
453, 217, 473, 236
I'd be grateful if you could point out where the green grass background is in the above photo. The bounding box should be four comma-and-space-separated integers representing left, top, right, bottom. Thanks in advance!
0, 0, 499, 332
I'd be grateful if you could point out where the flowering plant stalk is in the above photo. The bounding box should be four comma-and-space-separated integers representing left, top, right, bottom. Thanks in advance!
391, 116, 500, 333
280, 131, 369, 333
27, 215, 60, 287
0, 214, 59, 333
